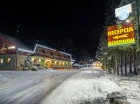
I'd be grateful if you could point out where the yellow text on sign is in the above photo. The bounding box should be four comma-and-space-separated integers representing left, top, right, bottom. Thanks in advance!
108, 27, 134, 36
108, 38, 135, 46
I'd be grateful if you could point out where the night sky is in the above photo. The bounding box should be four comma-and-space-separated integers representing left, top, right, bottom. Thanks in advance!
0, 1, 107, 60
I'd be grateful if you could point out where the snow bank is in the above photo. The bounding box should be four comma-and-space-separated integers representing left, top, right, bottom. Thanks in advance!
128, 99, 140, 104
41, 70, 140, 104
108, 75, 140, 104
98, 76, 121, 94
42, 71, 121, 104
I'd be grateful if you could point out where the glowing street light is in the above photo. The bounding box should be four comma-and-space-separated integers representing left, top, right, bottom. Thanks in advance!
126, 19, 130, 23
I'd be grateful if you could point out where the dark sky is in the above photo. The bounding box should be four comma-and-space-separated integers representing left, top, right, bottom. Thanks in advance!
0, 1, 107, 59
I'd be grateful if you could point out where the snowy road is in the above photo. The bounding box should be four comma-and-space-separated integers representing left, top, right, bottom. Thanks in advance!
0, 70, 78, 104
0, 68, 140, 104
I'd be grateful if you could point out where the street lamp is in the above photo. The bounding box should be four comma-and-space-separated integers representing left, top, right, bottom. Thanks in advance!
126, 19, 130, 23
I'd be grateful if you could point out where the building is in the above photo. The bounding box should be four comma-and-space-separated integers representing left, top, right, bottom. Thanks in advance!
0, 33, 73, 70
92, 61, 102, 68
31, 44, 72, 69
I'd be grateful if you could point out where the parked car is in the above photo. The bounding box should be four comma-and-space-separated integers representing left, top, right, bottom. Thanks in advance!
72, 66, 80, 69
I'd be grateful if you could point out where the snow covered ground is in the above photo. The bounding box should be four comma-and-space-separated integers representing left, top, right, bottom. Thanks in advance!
0, 69, 140, 104
108, 74, 140, 104
0, 70, 77, 104
42, 70, 140, 104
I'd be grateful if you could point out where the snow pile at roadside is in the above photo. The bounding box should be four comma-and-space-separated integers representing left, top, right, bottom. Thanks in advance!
108, 75, 140, 104
97, 76, 121, 94
42, 71, 121, 104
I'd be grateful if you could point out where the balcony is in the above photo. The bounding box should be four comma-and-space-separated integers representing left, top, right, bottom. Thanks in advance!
34, 52, 71, 61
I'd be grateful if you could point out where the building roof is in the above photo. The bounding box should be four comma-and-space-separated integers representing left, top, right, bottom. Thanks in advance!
34, 44, 71, 56
0, 33, 32, 51
0, 33, 73, 60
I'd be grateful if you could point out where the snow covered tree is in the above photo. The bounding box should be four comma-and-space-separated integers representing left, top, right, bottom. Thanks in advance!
95, 29, 108, 70
56, 39, 77, 60
117, 0, 140, 75
23, 55, 32, 71
100, 0, 140, 75
96, 0, 121, 74
80, 47, 91, 63
105, 0, 121, 26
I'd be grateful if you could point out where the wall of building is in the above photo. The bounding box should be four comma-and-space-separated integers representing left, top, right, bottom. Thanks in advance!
17, 54, 27, 70
32, 56, 72, 69
0, 54, 72, 70
0, 54, 17, 70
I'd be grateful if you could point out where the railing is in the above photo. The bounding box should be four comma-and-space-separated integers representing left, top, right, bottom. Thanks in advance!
35, 52, 71, 61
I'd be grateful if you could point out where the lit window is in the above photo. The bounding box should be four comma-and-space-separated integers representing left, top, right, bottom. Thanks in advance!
0, 59, 3, 64
8, 46, 16, 49
39, 59, 41, 62
6, 58, 11, 64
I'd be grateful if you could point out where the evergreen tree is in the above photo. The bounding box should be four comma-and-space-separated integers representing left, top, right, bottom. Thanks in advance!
96, 0, 120, 73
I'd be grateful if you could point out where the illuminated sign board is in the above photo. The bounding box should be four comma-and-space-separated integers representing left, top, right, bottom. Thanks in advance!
115, 4, 132, 20
107, 22, 135, 47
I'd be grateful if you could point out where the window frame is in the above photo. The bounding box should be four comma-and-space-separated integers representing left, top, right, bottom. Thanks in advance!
6, 58, 11, 64
3, 44, 8, 49
0, 58, 3, 64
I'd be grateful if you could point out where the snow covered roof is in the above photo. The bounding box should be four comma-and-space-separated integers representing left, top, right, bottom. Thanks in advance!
34, 44, 71, 56
34, 44, 72, 60
0, 33, 32, 51
0, 33, 73, 59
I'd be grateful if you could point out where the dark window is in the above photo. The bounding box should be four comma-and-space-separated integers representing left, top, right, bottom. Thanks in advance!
51, 52, 53, 55
43, 49, 46, 53
0, 40, 2, 48
4, 44, 8, 48
37, 48, 43, 53
0, 44, 2, 48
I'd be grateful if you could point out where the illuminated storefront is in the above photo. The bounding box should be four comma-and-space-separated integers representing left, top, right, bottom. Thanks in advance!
30, 44, 72, 69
